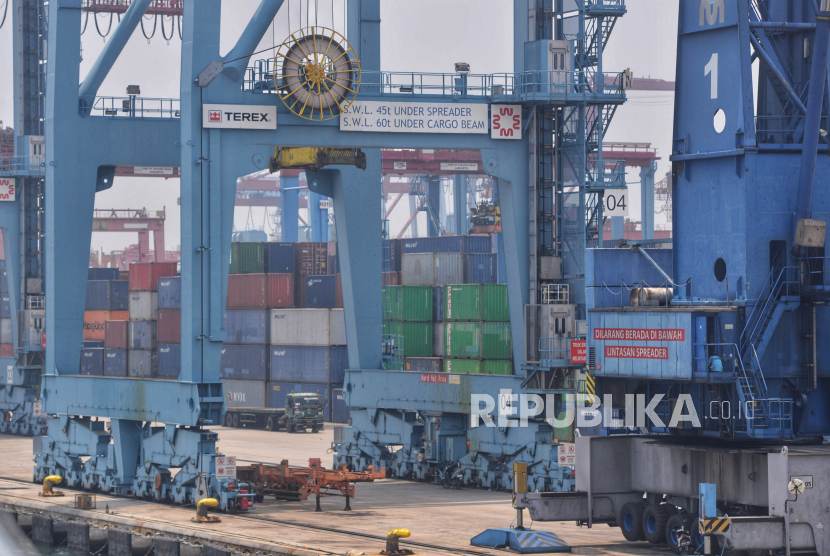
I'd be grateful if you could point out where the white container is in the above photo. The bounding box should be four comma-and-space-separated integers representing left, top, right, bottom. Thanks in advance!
221, 379, 267, 409
434, 252, 464, 285
402, 253, 464, 286
129, 292, 158, 321
0, 318, 12, 344
270, 308, 331, 346
330, 309, 347, 346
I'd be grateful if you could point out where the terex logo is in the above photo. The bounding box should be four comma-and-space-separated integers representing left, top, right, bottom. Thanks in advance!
209, 111, 222, 122
203, 104, 277, 130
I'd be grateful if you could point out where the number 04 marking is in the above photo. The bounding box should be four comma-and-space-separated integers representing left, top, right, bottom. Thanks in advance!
705, 53, 719, 99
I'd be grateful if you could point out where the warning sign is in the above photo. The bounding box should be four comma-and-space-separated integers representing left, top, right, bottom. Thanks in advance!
215, 456, 236, 479
570, 340, 587, 364
558, 443, 576, 466
605, 345, 669, 360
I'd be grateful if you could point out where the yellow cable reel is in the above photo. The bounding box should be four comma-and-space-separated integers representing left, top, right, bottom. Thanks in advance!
273, 26, 361, 121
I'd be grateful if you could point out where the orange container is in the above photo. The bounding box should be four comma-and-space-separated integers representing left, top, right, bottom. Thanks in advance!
110, 311, 129, 321
83, 311, 110, 341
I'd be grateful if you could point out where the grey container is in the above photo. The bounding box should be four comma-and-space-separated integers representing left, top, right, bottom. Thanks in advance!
270, 309, 330, 346
330, 309, 346, 346
405, 357, 443, 373
0, 318, 11, 344
128, 349, 158, 378
401, 253, 464, 286
128, 320, 157, 350
432, 322, 445, 356
222, 379, 267, 409
129, 292, 158, 321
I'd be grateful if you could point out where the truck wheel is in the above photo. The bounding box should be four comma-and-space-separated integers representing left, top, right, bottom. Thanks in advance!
266, 417, 276, 431
643, 504, 672, 544
312, 426, 321, 433
620, 502, 646, 541
224, 413, 233, 427
666, 513, 692, 554
231, 413, 240, 428
287, 422, 294, 433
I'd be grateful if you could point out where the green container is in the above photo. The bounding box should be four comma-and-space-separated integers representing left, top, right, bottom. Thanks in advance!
554, 409, 575, 443
402, 286, 433, 321
445, 322, 481, 358
482, 359, 513, 375
444, 285, 481, 321
230, 242, 265, 274
481, 322, 512, 359
383, 286, 403, 321
481, 284, 510, 321
444, 359, 481, 374
383, 321, 433, 357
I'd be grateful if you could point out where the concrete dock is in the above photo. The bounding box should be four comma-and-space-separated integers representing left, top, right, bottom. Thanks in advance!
1, 426, 666, 555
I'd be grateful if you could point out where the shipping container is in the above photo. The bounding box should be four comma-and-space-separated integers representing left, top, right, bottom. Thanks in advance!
225, 310, 269, 344
383, 238, 402, 272
105, 320, 128, 349
88, 268, 120, 281
230, 242, 265, 274
294, 242, 327, 275
296, 275, 336, 308
0, 268, 6, 293
158, 344, 181, 379
554, 409, 575, 443
110, 311, 129, 321
264, 242, 296, 274
86, 280, 130, 311
481, 284, 510, 321
382, 272, 401, 286
401, 286, 432, 321
464, 235, 493, 254
227, 274, 268, 309
266, 274, 294, 308
444, 285, 481, 321
482, 359, 513, 375
331, 388, 349, 423
118, 271, 130, 281
444, 359, 481, 374
157, 277, 181, 309
445, 322, 481, 358
129, 262, 178, 291
335, 274, 343, 308
329, 253, 340, 275
464, 253, 497, 284
104, 349, 128, 377
223, 379, 266, 409
128, 320, 157, 350
401, 253, 464, 286
128, 349, 157, 378
432, 287, 444, 322
0, 344, 13, 357
268, 382, 330, 420
80, 348, 105, 376
221, 344, 269, 381
383, 321, 433, 357
433, 322, 445, 356
401, 236, 464, 254
269, 345, 348, 383
404, 357, 443, 373
129, 292, 158, 321
157, 309, 181, 344
481, 322, 512, 359
83, 311, 109, 341
330, 309, 346, 345
0, 294, 9, 318
269, 308, 328, 346
383, 286, 403, 320
83, 341, 105, 349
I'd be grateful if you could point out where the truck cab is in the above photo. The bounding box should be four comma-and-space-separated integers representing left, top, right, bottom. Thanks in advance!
283, 393, 325, 433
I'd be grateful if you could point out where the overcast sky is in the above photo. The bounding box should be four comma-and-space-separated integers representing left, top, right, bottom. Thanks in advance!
0, 0, 678, 255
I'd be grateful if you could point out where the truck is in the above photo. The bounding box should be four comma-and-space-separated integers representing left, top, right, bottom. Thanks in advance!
223, 392, 326, 433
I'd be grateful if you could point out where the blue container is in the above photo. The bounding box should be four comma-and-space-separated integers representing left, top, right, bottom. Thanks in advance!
83, 341, 105, 349
329, 254, 340, 275
382, 239, 402, 272
265, 243, 296, 274
464, 235, 492, 254
88, 268, 120, 281
432, 286, 444, 321
158, 277, 181, 309
464, 253, 497, 284
129, 349, 157, 378
270, 346, 334, 383
302, 276, 337, 308
0, 294, 9, 318
225, 310, 269, 344
86, 280, 131, 311
331, 388, 349, 423
0, 269, 6, 294
329, 346, 348, 384
158, 343, 181, 379
128, 320, 157, 350
267, 382, 330, 420
401, 236, 464, 254
81, 348, 105, 376
221, 344, 269, 381
104, 349, 127, 377
110, 281, 130, 310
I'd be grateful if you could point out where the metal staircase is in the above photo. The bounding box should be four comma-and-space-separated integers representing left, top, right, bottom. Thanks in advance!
740, 266, 800, 361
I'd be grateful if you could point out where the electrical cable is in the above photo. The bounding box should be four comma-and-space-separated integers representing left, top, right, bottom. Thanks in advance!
95, 12, 114, 38
161, 15, 173, 41
140, 14, 157, 40
81, 10, 90, 35
176, 14, 182, 39
0, 0, 8, 30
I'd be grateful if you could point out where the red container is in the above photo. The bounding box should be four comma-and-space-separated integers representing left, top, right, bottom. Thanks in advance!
266, 273, 294, 308
157, 309, 181, 343
335, 274, 343, 308
105, 320, 128, 349
129, 262, 178, 291
0, 344, 13, 357
383, 271, 401, 286
227, 274, 268, 309
294, 242, 328, 276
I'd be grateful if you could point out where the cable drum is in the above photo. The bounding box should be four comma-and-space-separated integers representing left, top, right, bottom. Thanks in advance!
274, 27, 360, 120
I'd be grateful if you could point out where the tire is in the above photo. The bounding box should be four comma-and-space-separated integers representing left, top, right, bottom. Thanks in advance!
666, 513, 693, 554
287, 422, 294, 433
231, 413, 240, 428
620, 502, 646, 541
312, 426, 321, 433
224, 413, 233, 427
643, 504, 673, 544
266, 417, 276, 431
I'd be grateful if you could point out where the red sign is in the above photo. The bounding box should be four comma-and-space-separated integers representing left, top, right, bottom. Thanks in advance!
605, 345, 668, 360
593, 328, 685, 342
421, 373, 448, 384
41, 333, 46, 349
209, 111, 222, 122
491, 105, 522, 140
570, 340, 587, 364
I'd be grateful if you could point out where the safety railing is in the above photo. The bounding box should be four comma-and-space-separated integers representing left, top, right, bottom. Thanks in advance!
0, 156, 46, 174
539, 337, 580, 363
587, 158, 626, 189
26, 296, 45, 310
91, 97, 181, 119
739, 265, 799, 354
21, 330, 44, 351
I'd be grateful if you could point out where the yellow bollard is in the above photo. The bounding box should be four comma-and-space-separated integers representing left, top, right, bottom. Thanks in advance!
191, 498, 221, 523
382, 528, 413, 555
38, 475, 64, 497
